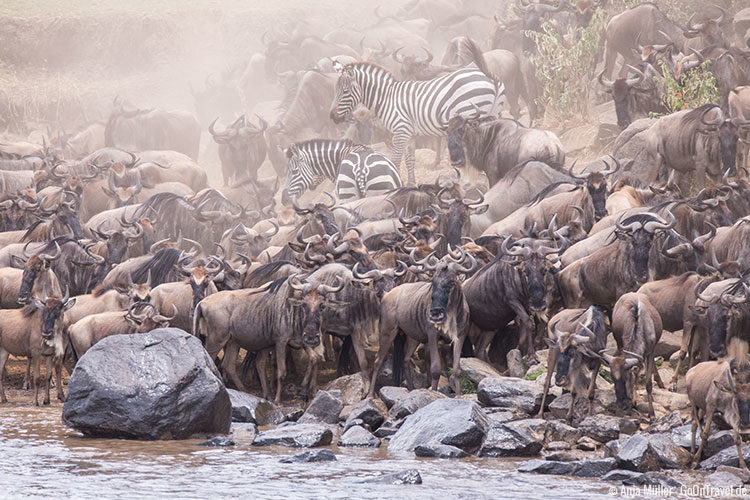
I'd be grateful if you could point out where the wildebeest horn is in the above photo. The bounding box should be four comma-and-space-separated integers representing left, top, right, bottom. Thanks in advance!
600, 156, 621, 177
264, 220, 280, 239
598, 348, 616, 364
289, 273, 312, 293
567, 159, 586, 180
711, 248, 721, 270
687, 12, 705, 32
39, 242, 61, 263
695, 278, 720, 304
721, 290, 747, 306
615, 212, 642, 232
327, 232, 350, 254
322, 191, 336, 209
463, 192, 485, 206
420, 47, 433, 64
500, 235, 531, 258
352, 262, 382, 280
625, 65, 645, 87
597, 70, 614, 90
317, 275, 345, 294
428, 234, 443, 250
392, 46, 405, 63
693, 223, 716, 247
710, 4, 726, 24
700, 106, 723, 128
153, 304, 178, 323
643, 209, 676, 233
450, 249, 477, 274
409, 247, 438, 270
303, 242, 327, 264
384, 260, 408, 278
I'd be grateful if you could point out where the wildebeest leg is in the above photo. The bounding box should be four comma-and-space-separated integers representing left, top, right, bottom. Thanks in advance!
566, 388, 577, 424
300, 345, 323, 402
255, 349, 271, 400
471, 327, 493, 362
690, 404, 700, 455
403, 338, 420, 391
0, 348, 9, 403
367, 316, 399, 398
645, 357, 655, 419
734, 425, 748, 471
350, 332, 370, 391
32, 354, 41, 406
586, 359, 601, 414
512, 304, 535, 360
323, 332, 335, 365
450, 335, 464, 396
23, 358, 30, 390
274, 340, 289, 404
405, 140, 416, 187
670, 323, 695, 391
43, 356, 52, 405
427, 335, 442, 391
221, 340, 249, 393
538, 348, 558, 418
652, 362, 664, 389
54, 357, 64, 402
693, 404, 715, 467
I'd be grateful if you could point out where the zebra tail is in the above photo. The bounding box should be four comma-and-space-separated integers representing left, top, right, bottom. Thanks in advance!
462, 37, 500, 84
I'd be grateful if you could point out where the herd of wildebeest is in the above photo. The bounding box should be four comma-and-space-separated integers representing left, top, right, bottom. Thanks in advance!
1, 0, 750, 469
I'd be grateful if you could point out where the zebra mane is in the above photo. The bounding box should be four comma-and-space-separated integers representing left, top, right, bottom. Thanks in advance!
344, 62, 396, 80
291, 138, 356, 151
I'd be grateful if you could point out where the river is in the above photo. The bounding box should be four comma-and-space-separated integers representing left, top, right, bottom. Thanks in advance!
0, 401, 637, 500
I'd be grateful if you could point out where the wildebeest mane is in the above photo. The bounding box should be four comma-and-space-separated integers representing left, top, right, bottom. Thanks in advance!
131, 248, 181, 285
527, 181, 579, 206
246, 260, 296, 287
265, 276, 290, 294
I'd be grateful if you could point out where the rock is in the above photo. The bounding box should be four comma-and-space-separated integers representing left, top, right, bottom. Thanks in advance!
459, 357, 502, 384
479, 422, 543, 457
373, 425, 399, 439
280, 405, 304, 422
338, 425, 380, 447
545, 441, 571, 451
604, 437, 627, 457
700, 444, 750, 470
226, 389, 284, 426
505, 349, 525, 378
654, 331, 681, 359
619, 418, 639, 435
705, 469, 744, 489
344, 418, 365, 433
544, 450, 591, 461
703, 430, 736, 459
715, 465, 750, 483
547, 420, 581, 444
647, 433, 692, 469
518, 459, 576, 475
388, 399, 489, 454
388, 389, 446, 419
344, 397, 387, 431
359, 469, 422, 485
323, 374, 366, 405
280, 450, 337, 463
646, 410, 683, 433
670, 424, 695, 449
414, 442, 468, 458
572, 458, 617, 478
576, 436, 599, 451
602, 469, 643, 482
650, 387, 689, 412
62, 328, 231, 440
622, 471, 682, 489
578, 415, 622, 443
612, 118, 656, 180
196, 436, 235, 447
504, 418, 547, 443
477, 376, 548, 414
483, 409, 514, 424
298, 390, 343, 425
379, 386, 408, 408
230, 423, 257, 443
253, 423, 333, 448
616, 434, 661, 472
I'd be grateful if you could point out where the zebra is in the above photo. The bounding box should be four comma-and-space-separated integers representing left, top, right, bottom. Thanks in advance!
329, 38, 504, 186
284, 139, 402, 202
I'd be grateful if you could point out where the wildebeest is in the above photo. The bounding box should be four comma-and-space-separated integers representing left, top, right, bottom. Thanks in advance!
209, 115, 268, 185
447, 115, 565, 186
598, 65, 663, 129
367, 248, 476, 396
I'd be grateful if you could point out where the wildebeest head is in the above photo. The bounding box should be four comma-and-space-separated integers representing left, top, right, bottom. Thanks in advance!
598, 68, 647, 129
292, 192, 339, 236
209, 115, 268, 182
433, 187, 488, 248
393, 46, 436, 80
684, 6, 729, 49
501, 236, 565, 312
718, 119, 741, 173
126, 302, 176, 333
103, 170, 142, 208
224, 221, 280, 258
289, 274, 345, 346
352, 260, 408, 300
694, 280, 749, 359
568, 157, 621, 221
598, 349, 643, 411
127, 271, 152, 304
614, 210, 676, 283
715, 369, 750, 429
18, 242, 60, 304
330, 63, 363, 124
446, 115, 476, 168
548, 311, 603, 390
28, 288, 75, 345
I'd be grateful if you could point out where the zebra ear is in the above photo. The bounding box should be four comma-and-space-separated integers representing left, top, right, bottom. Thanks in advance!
332, 59, 345, 73
285, 146, 294, 159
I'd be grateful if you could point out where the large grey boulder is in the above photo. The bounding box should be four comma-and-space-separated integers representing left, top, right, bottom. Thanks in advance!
62, 328, 230, 440
615, 434, 661, 472
477, 376, 549, 414
479, 422, 543, 457
578, 415, 623, 443
459, 357, 502, 384
344, 397, 387, 431
298, 390, 343, 425
253, 423, 334, 448
323, 375, 366, 405
388, 389, 446, 419
359, 469, 422, 485
388, 399, 489, 454
700, 444, 750, 470
338, 425, 380, 447
226, 389, 283, 426
612, 118, 657, 181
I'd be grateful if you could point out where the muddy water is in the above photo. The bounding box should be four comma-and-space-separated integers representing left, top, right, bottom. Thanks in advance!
0, 402, 622, 500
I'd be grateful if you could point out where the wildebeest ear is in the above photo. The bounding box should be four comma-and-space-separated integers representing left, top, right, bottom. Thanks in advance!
544, 338, 556, 348
714, 379, 734, 394
63, 298, 77, 311
471, 204, 489, 215
10, 255, 26, 268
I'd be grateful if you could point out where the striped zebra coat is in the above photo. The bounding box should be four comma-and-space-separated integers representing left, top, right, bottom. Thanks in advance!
284, 139, 402, 202
329, 43, 504, 186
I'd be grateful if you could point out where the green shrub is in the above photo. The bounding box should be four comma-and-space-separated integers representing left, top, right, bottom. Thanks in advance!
658, 60, 720, 113
523, 367, 546, 381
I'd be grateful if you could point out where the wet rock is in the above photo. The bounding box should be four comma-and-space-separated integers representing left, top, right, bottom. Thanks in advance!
479, 422, 543, 457
703, 430, 736, 459
359, 469, 422, 485
477, 376, 548, 414
506, 349, 525, 378
518, 459, 576, 475
226, 389, 283, 426
373, 424, 400, 439
388, 399, 489, 454
705, 469, 744, 489
622, 471, 682, 488
323, 374, 366, 405
576, 436, 600, 451
344, 397, 387, 431
344, 418, 366, 433
388, 389, 446, 420
379, 386, 408, 408
414, 442, 468, 458
459, 357, 502, 384
669, 424, 694, 449
504, 418, 547, 443
700, 444, 750, 470
544, 450, 590, 461
483, 409, 514, 424
338, 425, 380, 447
298, 390, 343, 425
230, 423, 257, 443
253, 423, 333, 448
545, 441, 571, 451
572, 458, 617, 478
616, 434, 661, 472
280, 405, 304, 422
655, 331, 681, 359
647, 433, 692, 469
578, 415, 622, 443
602, 469, 643, 482
196, 436, 235, 447
280, 449, 337, 463
547, 420, 581, 444
604, 437, 627, 457
646, 410, 683, 433
62, 328, 231, 440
